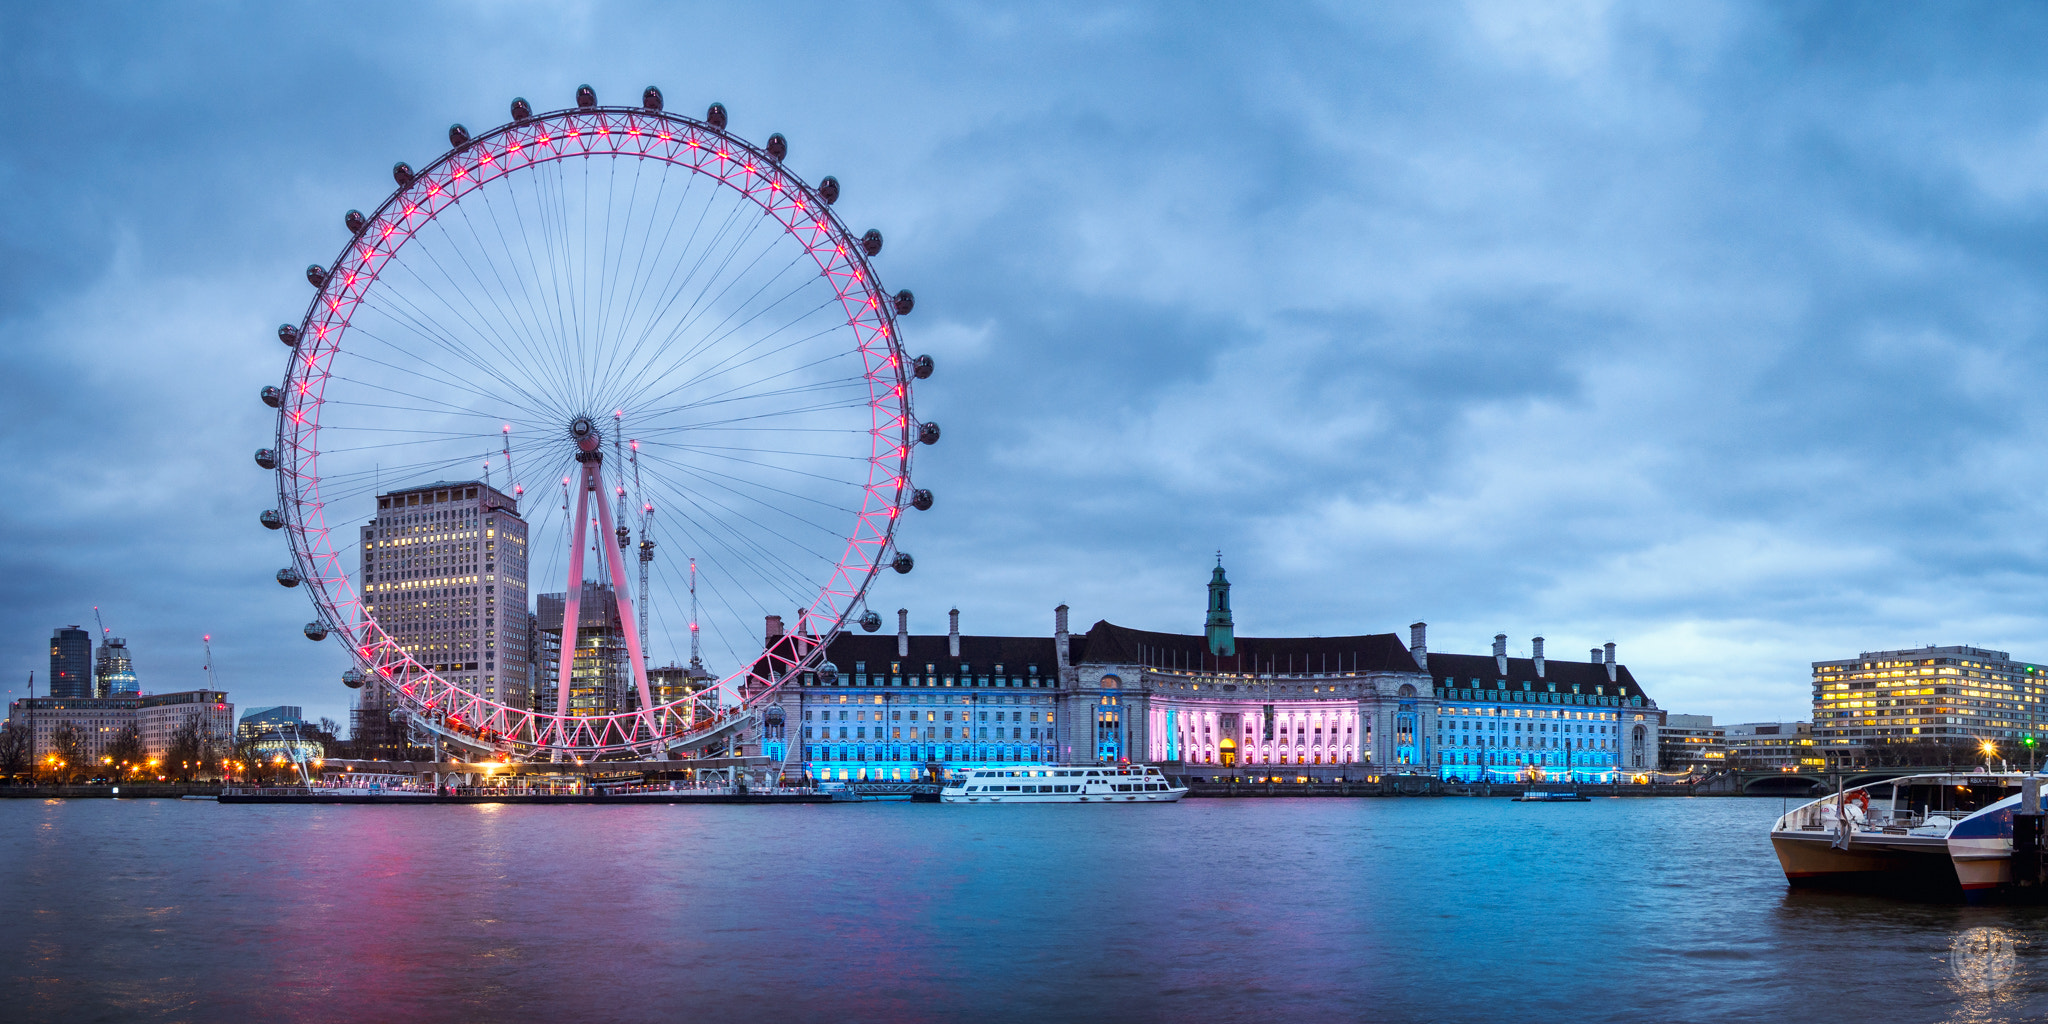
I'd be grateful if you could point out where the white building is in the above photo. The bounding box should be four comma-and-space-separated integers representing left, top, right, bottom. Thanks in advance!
6, 690, 234, 766
774, 563, 1661, 782
1723, 720, 1815, 769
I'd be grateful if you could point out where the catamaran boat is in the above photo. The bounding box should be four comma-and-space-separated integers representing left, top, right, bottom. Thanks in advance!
941, 764, 1189, 804
1769, 771, 2034, 897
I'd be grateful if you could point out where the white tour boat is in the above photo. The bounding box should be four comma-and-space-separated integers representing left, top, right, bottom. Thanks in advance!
1769, 770, 2027, 896
941, 764, 1189, 804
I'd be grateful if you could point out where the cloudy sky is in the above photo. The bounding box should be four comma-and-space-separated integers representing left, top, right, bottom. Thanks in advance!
8, 2, 2048, 728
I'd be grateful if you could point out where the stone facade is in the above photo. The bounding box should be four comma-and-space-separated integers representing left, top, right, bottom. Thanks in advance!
6, 690, 235, 767
768, 563, 1661, 781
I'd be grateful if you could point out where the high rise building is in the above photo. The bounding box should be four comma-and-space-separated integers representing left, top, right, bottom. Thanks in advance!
359, 480, 531, 708
535, 582, 630, 718
94, 636, 138, 697
48, 626, 92, 699
1811, 645, 2043, 767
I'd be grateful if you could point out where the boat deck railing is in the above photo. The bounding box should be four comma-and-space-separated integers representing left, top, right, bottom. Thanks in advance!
1778, 802, 1959, 833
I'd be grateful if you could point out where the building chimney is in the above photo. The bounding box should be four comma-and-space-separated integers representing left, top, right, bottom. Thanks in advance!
764, 615, 784, 644
1532, 636, 1545, 678
1408, 622, 1428, 671
1604, 642, 1617, 683
1493, 633, 1508, 678
1055, 604, 1071, 682
1591, 647, 1602, 665
897, 608, 909, 657
949, 608, 961, 657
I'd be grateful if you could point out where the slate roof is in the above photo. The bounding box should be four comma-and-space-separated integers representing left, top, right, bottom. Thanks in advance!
1076, 620, 1422, 675
818, 632, 1063, 677
1422, 652, 1647, 701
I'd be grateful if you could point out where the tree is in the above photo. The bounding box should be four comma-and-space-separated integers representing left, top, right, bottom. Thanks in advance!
0, 722, 29, 783
165, 717, 203, 782
48, 723, 84, 783
104, 724, 145, 777
232, 735, 290, 785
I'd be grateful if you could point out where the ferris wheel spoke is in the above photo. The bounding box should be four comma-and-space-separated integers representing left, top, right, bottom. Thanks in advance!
606, 174, 753, 379
320, 398, 553, 429
639, 361, 870, 425
359, 263, 573, 420
632, 390, 873, 431
406, 209, 573, 402
623, 203, 784, 384
636, 440, 869, 492
604, 165, 704, 383
607, 291, 842, 416
639, 439, 870, 465
615, 230, 809, 395
638, 448, 862, 542
476, 174, 586, 401
591, 154, 657, 384
652, 484, 827, 610
628, 249, 820, 390
514, 160, 584, 409
349, 290, 571, 424
466, 194, 581, 397
328, 337, 564, 429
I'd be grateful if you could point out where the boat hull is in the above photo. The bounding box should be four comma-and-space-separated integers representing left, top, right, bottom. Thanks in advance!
1771, 831, 1959, 891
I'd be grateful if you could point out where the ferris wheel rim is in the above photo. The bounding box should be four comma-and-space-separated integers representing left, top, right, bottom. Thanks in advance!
270, 101, 917, 757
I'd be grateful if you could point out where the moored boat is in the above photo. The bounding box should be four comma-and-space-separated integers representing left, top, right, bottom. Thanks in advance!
941, 764, 1188, 803
1769, 771, 2024, 894
1514, 789, 1590, 802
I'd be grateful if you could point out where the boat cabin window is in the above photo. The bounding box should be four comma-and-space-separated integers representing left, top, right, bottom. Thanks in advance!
1894, 780, 2013, 817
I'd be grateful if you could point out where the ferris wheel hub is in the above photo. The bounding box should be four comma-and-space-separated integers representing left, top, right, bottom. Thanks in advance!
569, 415, 599, 452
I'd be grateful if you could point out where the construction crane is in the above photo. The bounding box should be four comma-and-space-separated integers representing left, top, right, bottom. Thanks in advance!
689, 557, 701, 672
631, 439, 654, 658
500, 424, 523, 509
612, 412, 630, 556
91, 606, 111, 698
201, 634, 218, 689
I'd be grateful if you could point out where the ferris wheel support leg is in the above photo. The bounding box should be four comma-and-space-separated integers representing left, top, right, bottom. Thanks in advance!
590, 476, 663, 758
554, 467, 595, 758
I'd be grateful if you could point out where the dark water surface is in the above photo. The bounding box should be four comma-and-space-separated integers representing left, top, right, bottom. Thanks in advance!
1, 795, 2042, 1023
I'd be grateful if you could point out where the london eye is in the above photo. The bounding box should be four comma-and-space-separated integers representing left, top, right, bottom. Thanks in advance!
256, 85, 934, 760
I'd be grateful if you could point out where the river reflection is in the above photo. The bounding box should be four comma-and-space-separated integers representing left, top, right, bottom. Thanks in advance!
4, 796, 2048, 1022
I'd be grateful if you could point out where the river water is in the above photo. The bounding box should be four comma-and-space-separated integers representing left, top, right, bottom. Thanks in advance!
0, 795, 2040, 1023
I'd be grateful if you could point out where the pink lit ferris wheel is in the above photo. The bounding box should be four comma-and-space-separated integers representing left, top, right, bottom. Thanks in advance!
257, 85, 936, 760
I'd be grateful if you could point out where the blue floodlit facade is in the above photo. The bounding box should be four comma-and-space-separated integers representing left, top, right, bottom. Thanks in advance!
761, 566, 1664, 782
771, 612, 1062, 782
1425, 638, 1657, 782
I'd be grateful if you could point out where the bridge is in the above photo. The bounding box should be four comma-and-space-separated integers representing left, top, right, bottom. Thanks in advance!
1693, 765, 2019, 796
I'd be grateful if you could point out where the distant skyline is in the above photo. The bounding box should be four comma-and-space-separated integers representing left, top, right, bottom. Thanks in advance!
10, 3, 2048, 727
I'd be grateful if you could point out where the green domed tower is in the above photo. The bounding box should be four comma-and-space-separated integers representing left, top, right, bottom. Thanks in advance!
1205, 555, 1236, 657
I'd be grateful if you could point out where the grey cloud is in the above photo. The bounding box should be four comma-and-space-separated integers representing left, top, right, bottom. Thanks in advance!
11, 3, 2048, 726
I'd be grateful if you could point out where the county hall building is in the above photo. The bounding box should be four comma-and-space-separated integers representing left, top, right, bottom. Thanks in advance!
777, 563, 1662, 781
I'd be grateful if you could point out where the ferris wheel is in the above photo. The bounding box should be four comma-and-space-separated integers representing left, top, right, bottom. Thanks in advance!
255, 85, 936, 760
